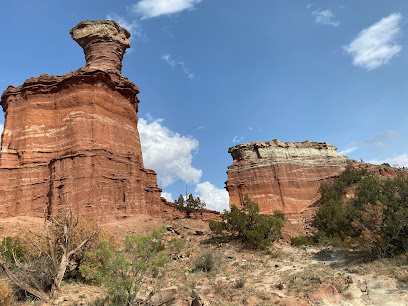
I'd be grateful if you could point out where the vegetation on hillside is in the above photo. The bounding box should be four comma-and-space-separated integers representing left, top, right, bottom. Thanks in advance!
175, 194, 206, 218
209, 195, 286, 248
312, 166, 408, 258
80, 228, 168, 305
0, 208, 100, 301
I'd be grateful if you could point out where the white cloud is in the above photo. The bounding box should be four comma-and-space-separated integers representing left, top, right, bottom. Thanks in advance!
344, 13, 402, 70
232, 136, 243, 143
106, 13, 142, 38
161, 192, 173, 202
366, 154, 408, 168
161, 54, 176, 68
133, 0, 202, 19
138, 117, 202, 187
161, 54, 195, 79
339, 146, 358, 155
312, 9, 340, 27
195, 181, 229, 212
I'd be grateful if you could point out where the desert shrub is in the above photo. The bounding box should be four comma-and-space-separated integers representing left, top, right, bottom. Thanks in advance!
80, 228, 169, 305
351, 174, 408, 257
291, 236, 314, 247
21, 208, 102, 269
312, 167, 369, 242
314, 169, 408, 258
169, 238, 185, 254
0, 281, 13, 306
0, 236, 26, 265
209, 219, 224, 235
209, 195, 286, 248
175, 194, 206, 217
0, 207, 99, 301
15, 209, 106, 285
194, 251, 215, 272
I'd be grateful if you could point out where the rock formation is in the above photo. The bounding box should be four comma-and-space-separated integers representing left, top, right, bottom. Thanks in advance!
225, 139, 350, 218
226, 139, 407, 219
0, 20, 175, 220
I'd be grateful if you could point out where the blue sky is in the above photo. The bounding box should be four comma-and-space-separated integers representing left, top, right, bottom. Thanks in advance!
1, 0, 408, 211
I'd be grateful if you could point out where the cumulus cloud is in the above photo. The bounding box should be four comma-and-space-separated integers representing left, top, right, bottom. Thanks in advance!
195, 181, 229, 212
161, 192, 173, 202
106, 13, 142, 37
138, 117, 202, 187
339, 146, 358, 155
132, 0, 202, 19
344, 13, 402, 70
161, 54, 195, 79
366, 154, 408, 168
312, 9, 340, 27
232, 136, 243, 143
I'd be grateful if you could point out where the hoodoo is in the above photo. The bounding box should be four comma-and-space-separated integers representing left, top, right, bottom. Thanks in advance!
0, 20, 170, 220
225, 139, 350, 218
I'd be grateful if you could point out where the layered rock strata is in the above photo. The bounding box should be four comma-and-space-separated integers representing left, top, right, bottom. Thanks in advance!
0, 20, 173, 220
225, 139, 350, 217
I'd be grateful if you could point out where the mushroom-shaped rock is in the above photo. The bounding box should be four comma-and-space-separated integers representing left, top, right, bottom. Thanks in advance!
70, 20, 131, 74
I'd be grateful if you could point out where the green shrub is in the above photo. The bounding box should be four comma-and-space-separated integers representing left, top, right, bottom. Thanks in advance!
170, 238, 185, 254
209, 219, 224, 235
291, 236, 314, 247
0, 236, 26, 265
80, 228, 168, 305
194, 251, 215, 272
209, 195, 286, 248
175, 194, 206, 217
352, 174, 408, 257
312, 167, 368, 241
313, 167, 408, 258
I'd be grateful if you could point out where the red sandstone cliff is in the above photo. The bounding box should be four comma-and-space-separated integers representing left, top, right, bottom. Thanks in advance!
225, 139, 406, 219
0, 20, 175, 220
225, 140, 350, 217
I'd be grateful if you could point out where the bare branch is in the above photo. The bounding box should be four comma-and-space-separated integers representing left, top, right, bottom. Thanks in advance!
0, 254, 49, 301
67, 228, 99, 258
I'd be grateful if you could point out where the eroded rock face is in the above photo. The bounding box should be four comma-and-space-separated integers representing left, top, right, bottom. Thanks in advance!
0, 20, 174, 220
70, 20, 131, 74
225, 139, 350, 218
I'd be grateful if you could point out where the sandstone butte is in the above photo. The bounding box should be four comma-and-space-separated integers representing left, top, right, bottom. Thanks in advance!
0, 20, 219, 221
225, 139, 403, 220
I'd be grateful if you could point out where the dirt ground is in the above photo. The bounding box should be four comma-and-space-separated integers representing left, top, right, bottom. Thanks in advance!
1, 216, 408, 306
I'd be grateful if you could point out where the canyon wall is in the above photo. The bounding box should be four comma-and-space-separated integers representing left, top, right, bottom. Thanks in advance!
225, 139, 350, 218
0, 20, 175, 220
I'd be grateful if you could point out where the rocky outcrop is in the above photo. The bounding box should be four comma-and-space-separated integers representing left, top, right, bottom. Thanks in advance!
225, 139, 350, 217
0, 20, 175, 221
70, 20, 131, 75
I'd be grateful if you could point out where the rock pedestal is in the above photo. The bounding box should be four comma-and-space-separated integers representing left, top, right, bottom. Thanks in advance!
0, 20, 172, 220
70, 20, 131, 74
